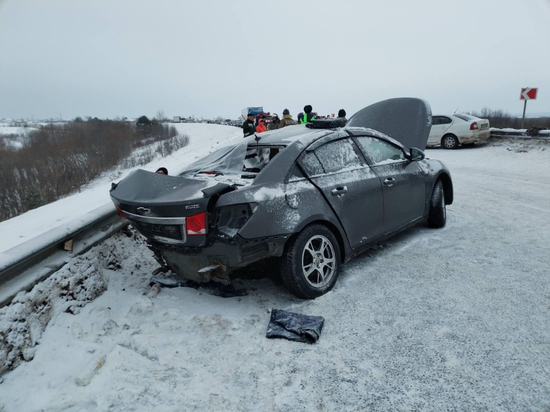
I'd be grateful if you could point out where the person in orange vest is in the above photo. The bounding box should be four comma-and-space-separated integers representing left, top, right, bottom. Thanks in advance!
256, 117, 267, 133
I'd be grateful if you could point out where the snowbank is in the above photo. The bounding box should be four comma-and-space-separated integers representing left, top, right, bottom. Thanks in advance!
0, 233, 130, 376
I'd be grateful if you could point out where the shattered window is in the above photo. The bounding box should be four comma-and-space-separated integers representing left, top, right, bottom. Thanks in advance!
355, 136, 406, 165
180, 142, 282, 178
179, 142, 248, 176
244, 148, 272, 172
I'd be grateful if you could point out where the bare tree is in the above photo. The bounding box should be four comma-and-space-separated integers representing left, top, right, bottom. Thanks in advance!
155, 109, 166, 123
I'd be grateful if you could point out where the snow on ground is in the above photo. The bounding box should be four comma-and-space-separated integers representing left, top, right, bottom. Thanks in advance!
0, 124, 242, 254
0, 126, 36, 136
0, 139, 550, 411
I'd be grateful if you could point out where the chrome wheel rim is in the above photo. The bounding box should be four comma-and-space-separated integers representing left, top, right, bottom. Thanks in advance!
301, 235, 336, 288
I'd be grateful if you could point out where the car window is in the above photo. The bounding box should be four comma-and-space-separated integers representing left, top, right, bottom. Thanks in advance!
314, 139, 364, 174
432, 116, 441, 125
440, 116, 452, 124
300, 151, 324, 176
454, 113, 477, 121
180, 143, 282, 177
286, 162, 305, 182
355, 136, 406, 165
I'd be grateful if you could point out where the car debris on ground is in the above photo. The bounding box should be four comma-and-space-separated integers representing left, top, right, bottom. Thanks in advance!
149, 275, 248, 298
266, 309, 325, 344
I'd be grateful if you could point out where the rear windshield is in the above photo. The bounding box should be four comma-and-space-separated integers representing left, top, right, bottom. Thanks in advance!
454, 113, 478, 121
180, 142, 283, 179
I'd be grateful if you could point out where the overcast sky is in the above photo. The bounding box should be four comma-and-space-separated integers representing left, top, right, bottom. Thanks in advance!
1, 0, 549, 120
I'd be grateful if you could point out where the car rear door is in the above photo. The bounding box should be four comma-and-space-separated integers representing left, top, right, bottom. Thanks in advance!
299, 138, 384, 248
354, 136, 426, 233
428, 116, 453, 145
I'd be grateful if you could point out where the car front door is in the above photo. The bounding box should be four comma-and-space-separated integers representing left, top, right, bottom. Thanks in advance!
299, 138, 384, 248
354, 136, 427, 233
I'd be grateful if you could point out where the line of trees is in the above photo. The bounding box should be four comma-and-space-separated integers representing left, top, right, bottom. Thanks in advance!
467, 107, 550, 129
0, 118, 189, 222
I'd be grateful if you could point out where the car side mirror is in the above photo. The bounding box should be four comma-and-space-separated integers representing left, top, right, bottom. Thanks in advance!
408, 147, 425, 161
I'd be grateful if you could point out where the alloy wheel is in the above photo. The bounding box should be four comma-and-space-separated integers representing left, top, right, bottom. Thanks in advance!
301, 235, 336, 288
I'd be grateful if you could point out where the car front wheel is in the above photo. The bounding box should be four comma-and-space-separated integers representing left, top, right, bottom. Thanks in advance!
428, 180, 446, 228
281, 224, 341, 299
442, 134, 459, 149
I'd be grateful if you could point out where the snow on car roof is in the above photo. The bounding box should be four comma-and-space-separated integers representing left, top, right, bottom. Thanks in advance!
246, 124, 332, 146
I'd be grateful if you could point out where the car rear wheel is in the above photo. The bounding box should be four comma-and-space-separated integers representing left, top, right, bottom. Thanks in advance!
281, 224, 341, 299
442, 134, 459, 149
428, 180, 446, 228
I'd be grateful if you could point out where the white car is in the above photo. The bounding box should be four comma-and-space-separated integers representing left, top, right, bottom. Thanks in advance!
427, 114, 490, 149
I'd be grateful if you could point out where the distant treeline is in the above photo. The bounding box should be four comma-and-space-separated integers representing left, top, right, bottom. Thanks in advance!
467, 107, 550, 129
0, 118, 189, 222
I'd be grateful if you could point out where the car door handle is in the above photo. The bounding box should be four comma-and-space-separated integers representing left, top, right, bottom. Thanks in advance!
331, 186, 348, 196
383, 178, 395, 187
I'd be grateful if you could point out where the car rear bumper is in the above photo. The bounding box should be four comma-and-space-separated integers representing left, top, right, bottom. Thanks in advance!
152, 235, 290, 283
460, 129, 490, 144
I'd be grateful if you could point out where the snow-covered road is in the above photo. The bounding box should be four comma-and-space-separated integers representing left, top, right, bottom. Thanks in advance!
1, 139, 550, 411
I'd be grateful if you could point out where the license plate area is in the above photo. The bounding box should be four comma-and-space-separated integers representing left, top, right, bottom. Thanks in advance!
139, 222, 183, 241
123, 211, 187, 244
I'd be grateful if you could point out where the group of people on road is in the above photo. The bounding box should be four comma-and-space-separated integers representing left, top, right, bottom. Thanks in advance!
242, 105, 347, 137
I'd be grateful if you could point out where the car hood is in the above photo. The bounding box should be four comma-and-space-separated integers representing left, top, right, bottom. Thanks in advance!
346, 97, 432, 150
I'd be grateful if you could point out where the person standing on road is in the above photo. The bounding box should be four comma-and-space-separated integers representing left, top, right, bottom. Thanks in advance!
278, 109, 296, 129
242, 113, 255, 137
267, 114, 280, 131
256, 117, 268, 133
298, 105, 316, 124
337, 109, 347, 123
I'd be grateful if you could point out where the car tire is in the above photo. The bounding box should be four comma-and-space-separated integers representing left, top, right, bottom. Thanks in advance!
280, 224, 341, 299
441, 134, 459, 149
428, 180, 446, 228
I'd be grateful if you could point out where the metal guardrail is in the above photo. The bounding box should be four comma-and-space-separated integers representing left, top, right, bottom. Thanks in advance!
0, 203, 127, 307
490, 129, 550, 139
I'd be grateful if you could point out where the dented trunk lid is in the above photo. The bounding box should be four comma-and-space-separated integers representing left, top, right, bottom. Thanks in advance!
110, 169, 234, 245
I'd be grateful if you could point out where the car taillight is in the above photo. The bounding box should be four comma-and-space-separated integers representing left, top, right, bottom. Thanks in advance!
115, 205, 128, 220
470, 122, 479, 130
187, 212, 207, 236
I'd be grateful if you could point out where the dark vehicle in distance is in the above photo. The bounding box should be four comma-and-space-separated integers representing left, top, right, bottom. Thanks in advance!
110, 98, 453, 299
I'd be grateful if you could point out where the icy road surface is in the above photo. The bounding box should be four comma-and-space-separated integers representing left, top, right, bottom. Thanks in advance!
1, 140, 550, 411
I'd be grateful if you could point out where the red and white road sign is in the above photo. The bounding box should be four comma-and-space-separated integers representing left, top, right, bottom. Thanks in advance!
520, 88, 538, 100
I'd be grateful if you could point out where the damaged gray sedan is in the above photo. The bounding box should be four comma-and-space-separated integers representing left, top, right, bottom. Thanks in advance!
110, 98, 453, 298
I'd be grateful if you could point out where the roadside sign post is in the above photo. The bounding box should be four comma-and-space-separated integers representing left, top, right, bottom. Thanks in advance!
520, 87, 538, 129
521, 100, 527, 129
